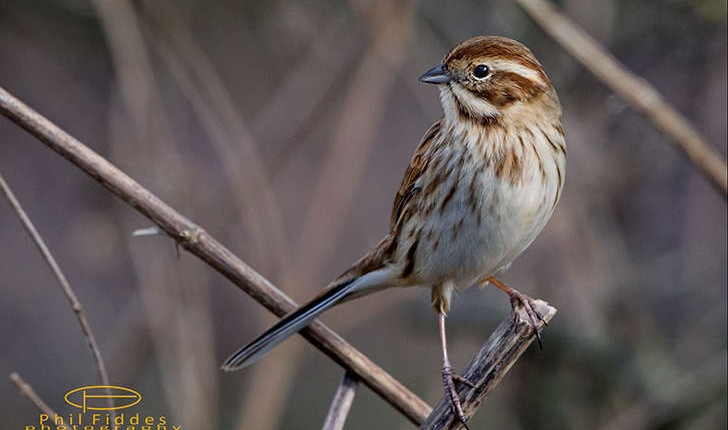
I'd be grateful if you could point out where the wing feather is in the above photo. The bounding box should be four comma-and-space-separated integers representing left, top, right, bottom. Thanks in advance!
390, 119, 443, 228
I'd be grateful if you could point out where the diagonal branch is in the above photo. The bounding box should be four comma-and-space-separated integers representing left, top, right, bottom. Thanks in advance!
9, 372, 58, 418
1, 173, 114, 413
421, 300, 557, 429
0, 85, 431, 425
514, 0, 727, 197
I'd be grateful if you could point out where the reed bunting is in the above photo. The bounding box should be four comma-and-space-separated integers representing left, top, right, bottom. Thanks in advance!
223, 36, 566, 427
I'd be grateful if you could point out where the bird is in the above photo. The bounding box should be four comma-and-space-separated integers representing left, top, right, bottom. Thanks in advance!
222, 35, 566, 427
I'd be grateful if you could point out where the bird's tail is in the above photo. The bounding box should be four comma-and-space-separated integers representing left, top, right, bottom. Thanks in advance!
221, 267, 391, 371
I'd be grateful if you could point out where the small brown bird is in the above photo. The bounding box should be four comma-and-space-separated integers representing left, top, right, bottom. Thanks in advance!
223, 36, 565, 427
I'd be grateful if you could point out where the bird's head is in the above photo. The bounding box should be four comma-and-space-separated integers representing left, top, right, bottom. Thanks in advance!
420, 36, 560, 125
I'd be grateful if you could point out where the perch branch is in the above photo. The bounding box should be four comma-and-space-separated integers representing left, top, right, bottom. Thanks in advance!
9, 373, 58, 418
0, 85, 431, 425
322, 371, 359, 430
514, 0, 727, 197
0, 173, 114, 413
420, 300, 557, 429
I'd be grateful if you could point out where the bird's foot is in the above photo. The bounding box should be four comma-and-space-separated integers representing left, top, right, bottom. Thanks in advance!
507, 289, 546, 349
442, 363, 473, 429
485, 277, 546, 349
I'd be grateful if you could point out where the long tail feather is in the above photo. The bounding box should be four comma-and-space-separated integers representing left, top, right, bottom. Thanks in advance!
222, 269, 390, 371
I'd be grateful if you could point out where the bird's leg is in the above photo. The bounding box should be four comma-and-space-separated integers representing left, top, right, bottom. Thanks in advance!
438, 311, 473, 429
485, 276, 545, 349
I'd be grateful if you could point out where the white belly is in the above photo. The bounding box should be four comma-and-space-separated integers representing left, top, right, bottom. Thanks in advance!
401, 128, 564, 291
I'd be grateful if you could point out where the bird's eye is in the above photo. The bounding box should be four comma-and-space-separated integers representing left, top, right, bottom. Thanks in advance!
472, 64, 490, 79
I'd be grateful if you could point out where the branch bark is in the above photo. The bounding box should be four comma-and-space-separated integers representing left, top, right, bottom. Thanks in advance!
420, 300, 557, 429
322, 371, 359, 430
514, 0, 727, 197
0, 85, 431, 425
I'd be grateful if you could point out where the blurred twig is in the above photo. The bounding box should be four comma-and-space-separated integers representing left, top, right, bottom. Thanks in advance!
140, 5, 351, 428
9, 373, 57, 418
322, 371, 359, 430
139, 2, 288, 274
90, 1, 219, 427
601, 351, 727, 430
247, 1, 418, 426
0, 173, 114, 413
514, 0, 728, 197
249, 11, 360, 172
420, 300, 557, 429
0, 85, 431, 425
291, 0, 415, 285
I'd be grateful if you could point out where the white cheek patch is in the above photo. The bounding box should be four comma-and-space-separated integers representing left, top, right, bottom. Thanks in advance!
450, 82, 500, 118
438, 85, 458, 117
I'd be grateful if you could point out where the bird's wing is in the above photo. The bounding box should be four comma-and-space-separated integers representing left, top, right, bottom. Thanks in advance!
390, 119, 442, 229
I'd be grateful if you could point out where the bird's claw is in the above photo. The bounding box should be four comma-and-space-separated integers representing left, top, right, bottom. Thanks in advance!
508, 291, 545, 349
452, 373, 477, 389
442, 364, 472, 429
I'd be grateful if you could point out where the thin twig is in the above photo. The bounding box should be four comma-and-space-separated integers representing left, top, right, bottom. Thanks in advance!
420, 300, 557, 429
514, 0, 727, 197
9, 373, 58, 418
322, 371, 360, 430
0, 173, 114, 413
0, 85, 431, 425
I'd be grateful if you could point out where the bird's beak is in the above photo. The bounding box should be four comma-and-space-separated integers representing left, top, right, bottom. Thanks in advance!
419, 63, 451, 84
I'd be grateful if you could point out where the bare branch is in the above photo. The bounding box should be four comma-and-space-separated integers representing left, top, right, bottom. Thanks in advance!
420, 300, 557, 429
0, 173, 114, 412
0, 85, 431, 425
9, 373, 58, 418
514, 0, 727, 197
322, 371, 359, 430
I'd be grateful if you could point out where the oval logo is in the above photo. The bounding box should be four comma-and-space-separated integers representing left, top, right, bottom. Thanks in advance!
64, 385, 141, 413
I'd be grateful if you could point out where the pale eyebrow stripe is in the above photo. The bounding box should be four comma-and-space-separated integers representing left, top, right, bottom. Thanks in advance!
490, 60, 543, 83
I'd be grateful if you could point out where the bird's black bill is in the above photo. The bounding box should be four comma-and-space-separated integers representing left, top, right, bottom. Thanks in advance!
419, 63, 451, 84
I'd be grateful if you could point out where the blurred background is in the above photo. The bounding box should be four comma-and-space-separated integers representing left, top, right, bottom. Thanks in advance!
1, 0, 726, 429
